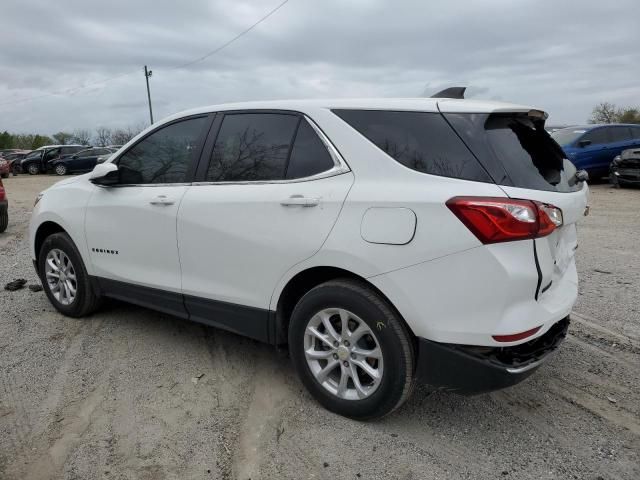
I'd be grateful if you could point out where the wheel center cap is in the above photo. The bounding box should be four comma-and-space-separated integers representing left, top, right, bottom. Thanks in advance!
59, 272, 66, 281
337, 346, 349, 361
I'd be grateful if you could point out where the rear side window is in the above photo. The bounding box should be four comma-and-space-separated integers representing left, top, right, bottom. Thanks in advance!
445, 113, 581, 193
117, 116, 206, 184
206, 113, 298, 182
609, 127, 632, 142
205, 113, 336, 182
333, 110, 491, 182
631, 127, 640, 139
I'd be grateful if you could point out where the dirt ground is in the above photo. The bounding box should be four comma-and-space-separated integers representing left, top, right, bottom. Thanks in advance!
1, 175, 638, 480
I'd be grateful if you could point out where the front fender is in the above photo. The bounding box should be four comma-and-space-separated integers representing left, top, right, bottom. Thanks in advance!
29, 178, 94, 274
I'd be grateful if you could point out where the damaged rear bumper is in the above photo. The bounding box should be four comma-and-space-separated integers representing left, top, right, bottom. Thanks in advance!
415, 316, 569, 395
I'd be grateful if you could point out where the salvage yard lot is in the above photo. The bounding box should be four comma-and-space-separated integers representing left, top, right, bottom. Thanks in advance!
1, 175, 639, 480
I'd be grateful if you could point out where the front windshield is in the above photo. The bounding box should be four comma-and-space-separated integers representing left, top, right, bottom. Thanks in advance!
25, 151, 42, 160
551, 128, 587, 146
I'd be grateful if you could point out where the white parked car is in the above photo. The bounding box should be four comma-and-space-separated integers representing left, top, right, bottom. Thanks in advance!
29, 97, 588, 419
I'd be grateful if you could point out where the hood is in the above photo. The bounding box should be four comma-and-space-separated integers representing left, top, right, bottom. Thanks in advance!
617, 149, 640, 168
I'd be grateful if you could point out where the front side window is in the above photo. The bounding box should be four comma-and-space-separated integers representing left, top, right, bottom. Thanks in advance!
581, 128, 609, 145
333, 109, 491, 182
117, 116, 206, 184
76, 149, 94, 158
206, 113, 299, 182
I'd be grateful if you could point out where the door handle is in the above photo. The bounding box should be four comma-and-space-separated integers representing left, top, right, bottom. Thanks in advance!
149, 195, 175, 206
280, 195, 320, 207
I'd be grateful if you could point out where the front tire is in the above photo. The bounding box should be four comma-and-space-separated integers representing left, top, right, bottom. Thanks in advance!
289, 279, 415, 420
28, 163, 40, 175
54, 164, 67, 176
38, 232, 101, 317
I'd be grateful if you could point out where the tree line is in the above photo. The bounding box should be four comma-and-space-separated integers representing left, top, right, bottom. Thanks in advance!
0, 124, 145, 150
589, 102, 640, 124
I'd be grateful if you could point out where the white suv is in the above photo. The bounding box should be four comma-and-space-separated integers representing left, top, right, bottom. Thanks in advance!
30, 97, 588, 419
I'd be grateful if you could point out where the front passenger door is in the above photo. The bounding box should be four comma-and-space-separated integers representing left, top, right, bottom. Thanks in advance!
85, 115, 210, 315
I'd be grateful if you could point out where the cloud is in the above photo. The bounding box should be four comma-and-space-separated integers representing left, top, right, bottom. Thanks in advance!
0, 0, 638, 134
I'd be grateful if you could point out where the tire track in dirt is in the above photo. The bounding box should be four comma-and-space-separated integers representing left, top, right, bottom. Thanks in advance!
232, 349, 292, 480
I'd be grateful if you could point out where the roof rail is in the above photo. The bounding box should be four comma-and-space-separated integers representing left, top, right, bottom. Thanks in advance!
431, 87, 466, 99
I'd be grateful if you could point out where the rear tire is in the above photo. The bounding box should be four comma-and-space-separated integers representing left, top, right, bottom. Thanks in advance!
0, 209, 7, 233
38, 232, 101, 317
288, 278, 415, 420
28, 163, 39, 175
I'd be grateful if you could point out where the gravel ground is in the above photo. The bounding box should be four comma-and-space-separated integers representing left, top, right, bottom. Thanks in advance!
1, 175, 638, 480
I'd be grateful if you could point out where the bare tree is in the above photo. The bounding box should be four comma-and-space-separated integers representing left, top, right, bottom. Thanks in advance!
72, 128, 92, 145
111, 124, 144, 145
52, 131, 74, 145
94, 127, 112, 146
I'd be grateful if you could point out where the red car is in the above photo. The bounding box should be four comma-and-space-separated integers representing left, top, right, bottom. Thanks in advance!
0, 150, 30, 177
0, 177, 7, 232
0, 157, 10, 178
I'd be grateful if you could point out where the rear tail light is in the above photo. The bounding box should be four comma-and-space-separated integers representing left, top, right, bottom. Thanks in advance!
446, 196, 562, 244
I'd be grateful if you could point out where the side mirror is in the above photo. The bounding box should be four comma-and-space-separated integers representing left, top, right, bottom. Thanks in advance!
89, 162, 119, 186
578, 139, 592, 148
575, 169, 589, 183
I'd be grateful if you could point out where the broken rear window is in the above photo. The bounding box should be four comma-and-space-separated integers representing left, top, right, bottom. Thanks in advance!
444, 113, 582, 192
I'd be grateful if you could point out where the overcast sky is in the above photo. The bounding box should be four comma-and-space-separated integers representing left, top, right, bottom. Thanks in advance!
1, 0, 638, 135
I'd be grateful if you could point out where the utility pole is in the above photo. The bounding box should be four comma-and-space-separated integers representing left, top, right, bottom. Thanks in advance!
144, 65, 154, 125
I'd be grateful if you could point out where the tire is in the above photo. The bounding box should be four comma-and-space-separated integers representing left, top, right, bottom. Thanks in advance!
288, 278, 415, 420
0, 172, 8, 179
12, 163, 20, 175
54, 164, 67, 176
0, 209, 7, 233
38, 232, 101, 317
27, 163, 40, 175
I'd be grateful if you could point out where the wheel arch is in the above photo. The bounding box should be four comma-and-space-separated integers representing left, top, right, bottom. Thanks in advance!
273, 265, 415, 346
34, 221, 67, 265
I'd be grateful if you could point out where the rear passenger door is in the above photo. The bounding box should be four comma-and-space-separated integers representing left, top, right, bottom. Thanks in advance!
177, 111, 354, 341
609, 126, 636, 158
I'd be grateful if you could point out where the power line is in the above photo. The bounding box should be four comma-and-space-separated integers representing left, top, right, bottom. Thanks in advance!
0, 70, 138, 107
0, 0, 290, 108
170, 0, 289, 70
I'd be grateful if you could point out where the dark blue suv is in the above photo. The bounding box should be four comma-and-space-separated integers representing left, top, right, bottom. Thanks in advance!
551, 124, 640, 178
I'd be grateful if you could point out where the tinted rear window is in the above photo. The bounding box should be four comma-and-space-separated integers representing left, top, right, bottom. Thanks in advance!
444, 113, 582, 192
333, 109, 491, 182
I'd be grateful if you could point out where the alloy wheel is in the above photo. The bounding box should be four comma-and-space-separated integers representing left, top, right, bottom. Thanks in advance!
304, 308, 384, 400
55, 165, 67, 175
45, 248, 77, 305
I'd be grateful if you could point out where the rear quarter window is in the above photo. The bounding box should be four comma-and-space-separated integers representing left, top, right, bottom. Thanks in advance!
333, 109, 491, 183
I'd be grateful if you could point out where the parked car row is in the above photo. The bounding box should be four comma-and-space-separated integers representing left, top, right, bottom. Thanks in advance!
5, 145, 121, 176
551, 123, 640, 183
